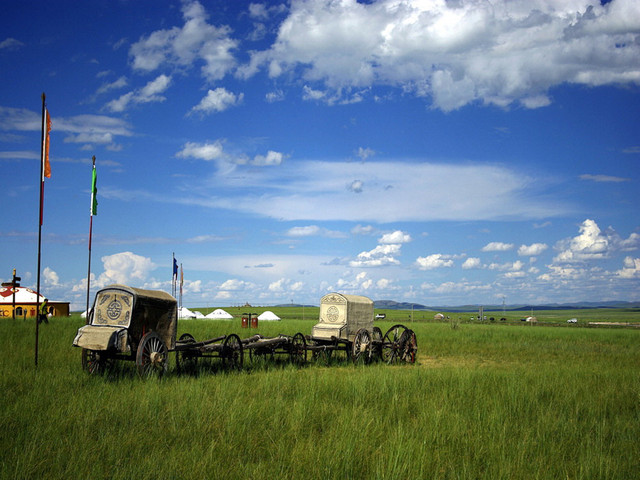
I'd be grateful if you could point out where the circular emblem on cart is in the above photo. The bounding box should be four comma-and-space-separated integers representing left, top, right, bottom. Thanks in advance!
106, 299, 122, 321
327, 306, 339, 323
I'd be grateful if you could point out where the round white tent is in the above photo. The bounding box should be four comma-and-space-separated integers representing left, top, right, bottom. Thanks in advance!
179, 306, 197, 319
205, 308, 233, 320
258, 310, 280, 321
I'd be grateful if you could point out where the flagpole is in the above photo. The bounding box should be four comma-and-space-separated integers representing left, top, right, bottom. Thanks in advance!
86, 155, 96, 322
86, 215, 93, 320
180, 263, 183, 309
35, 92, 46, 368
172, 252, 175, 297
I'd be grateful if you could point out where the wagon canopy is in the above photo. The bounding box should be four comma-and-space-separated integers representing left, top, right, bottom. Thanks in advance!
91, 284, 177, 350
312, 292, 374, 341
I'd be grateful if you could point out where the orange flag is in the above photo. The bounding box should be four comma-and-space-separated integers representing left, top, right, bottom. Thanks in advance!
43, 110, 51, 178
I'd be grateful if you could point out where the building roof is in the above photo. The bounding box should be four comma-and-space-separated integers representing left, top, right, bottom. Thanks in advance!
0, 286, 46, 304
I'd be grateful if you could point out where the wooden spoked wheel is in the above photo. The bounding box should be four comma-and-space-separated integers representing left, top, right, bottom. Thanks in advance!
222, 334, 243, 370
371, 326, 383, 361
136, 332, 168, 377
381, 324, 408, 365
176, 333, 198, 373
352, 328, 372, 364
400, 329, 418, 364
290, 332, 307, 365
81, 348, 114, 375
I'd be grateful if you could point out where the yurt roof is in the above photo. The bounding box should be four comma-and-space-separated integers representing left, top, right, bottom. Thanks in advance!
0, 286, 47, 304
258, 310, 280, 321
178, 306, 196, 318
205, 308, 233, 319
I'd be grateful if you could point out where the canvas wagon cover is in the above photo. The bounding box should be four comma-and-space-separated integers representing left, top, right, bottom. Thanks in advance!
92, 284, 177, 350
312, 292, 374, 341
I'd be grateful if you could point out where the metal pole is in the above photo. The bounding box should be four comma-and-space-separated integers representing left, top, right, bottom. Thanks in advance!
86, 216, 93, 321
35, 92, 45, 368
12, 269, 16, 320
85, 156, 95, 322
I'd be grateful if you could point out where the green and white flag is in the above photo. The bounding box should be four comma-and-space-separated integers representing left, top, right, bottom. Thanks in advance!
90, 163, 98, 216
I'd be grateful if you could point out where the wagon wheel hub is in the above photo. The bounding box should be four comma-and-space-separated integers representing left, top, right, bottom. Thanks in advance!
150, 351, 162, 365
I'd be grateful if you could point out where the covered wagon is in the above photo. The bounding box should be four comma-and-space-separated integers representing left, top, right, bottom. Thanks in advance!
312, 292, 375, 342
308, 292, 416, 364
73, 284, 177, 375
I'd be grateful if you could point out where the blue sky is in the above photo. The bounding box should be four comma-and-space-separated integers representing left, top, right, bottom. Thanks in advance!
1, 0, 639, 310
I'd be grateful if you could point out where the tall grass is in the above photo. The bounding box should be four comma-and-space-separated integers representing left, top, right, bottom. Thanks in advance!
1, 315, 638, 479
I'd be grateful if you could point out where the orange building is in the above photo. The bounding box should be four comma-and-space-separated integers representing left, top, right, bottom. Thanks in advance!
0, 283, 70, 319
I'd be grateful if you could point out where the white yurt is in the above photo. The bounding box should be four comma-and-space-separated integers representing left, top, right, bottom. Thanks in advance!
205, 308, 233, 320
178, 306, 197, 319
193, 310, 205, 318
258, 310, 281, 321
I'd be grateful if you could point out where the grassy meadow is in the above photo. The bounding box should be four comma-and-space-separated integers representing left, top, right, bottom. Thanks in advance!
1, 310, 639, 479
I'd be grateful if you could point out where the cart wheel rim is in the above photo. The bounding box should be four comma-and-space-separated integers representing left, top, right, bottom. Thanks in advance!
290, 332, 307, 365
382, 325, 408, 365
223, 334, 243, 369
136, 332, 168, 377
82, 349, 115, 375
352, 329, 372, 364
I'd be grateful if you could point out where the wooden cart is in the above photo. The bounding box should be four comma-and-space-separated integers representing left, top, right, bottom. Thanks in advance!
73, 286, 417, 377
73, 284, 241, 376
305, 293, 417, 365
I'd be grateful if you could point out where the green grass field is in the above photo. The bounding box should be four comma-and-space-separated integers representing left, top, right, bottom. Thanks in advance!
196, 305, 640, 326
1, 311, 639, 479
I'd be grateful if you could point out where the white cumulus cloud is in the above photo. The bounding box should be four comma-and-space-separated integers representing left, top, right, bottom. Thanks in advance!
43, 267, 60, 286
416, 254, 454, 270
616, 256, 640, 278
243, 0, 640, 110
482, 242, 514, 252
379, 230, 411, 244
253, 150, 284, 166
177, 140, 225, 161
95, 252, 156, 287
219, 279, 247, 290
462, 257, 482, 269
190, 87, 243, 115
518, 243, 548, 256
554, 219, 610, 263
129, 1, 237, 81
351, 244, 401, 267
105, 74, 171, 112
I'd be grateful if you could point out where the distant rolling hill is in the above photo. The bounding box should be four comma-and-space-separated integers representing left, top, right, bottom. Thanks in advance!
277, 300, 640, 311
373, 300, 640, 312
